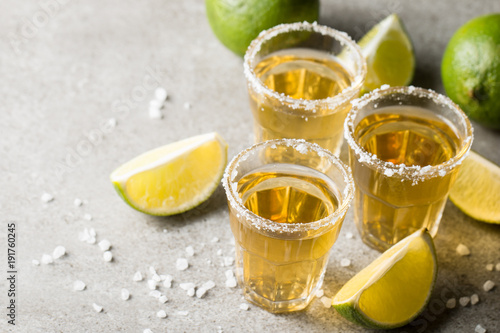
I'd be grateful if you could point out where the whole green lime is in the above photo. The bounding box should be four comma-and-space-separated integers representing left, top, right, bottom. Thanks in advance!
206, 0, 319, 57
442, 14, 500, 129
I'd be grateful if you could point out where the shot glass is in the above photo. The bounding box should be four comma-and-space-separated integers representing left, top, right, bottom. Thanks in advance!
222, 139, 354, 313
243, 22, 366, 155
344, 86, 473, 251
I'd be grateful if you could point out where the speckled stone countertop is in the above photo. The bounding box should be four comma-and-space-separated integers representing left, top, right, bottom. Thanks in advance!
1, 0, 499, 332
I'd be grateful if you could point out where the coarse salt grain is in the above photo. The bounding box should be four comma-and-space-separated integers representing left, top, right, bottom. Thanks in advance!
98, 239, 111, 251
163, 275, 173, 288
108, 118, 117, 128
475, 324, 487, 333
157, 310, 167, 319
225, 270, 234, 279
92, 303, 103, 313
217, 249, 223, 256
133, 271, 143, 282
79, 228, 90, 242
32, 259, 40, 266
180, 282, 196, 290
154, 87, 168, 102
143, 329, 153, 333
148, 280, 157, 290
486, 264, 494, 271
315, 289, 324, 298
149, 290, 162, 298
74, 280, 86, 291
456, 244, 470, 256
176, 311, 189, 316
121, 288, 130, 301
163, 229, 167, 233
83, 213, 92, 221
483, 280, 495, 292
103, 251, 113, 262
471, 294, 479, 305
225, 277, 237, 288
340, 258, 351, 267
187, 288, 195, 297
211, 237, 219, 243
176, 258, 189, 271
41, 192, 54, 203
184, 102, 191, 109
152, 273, 161, 282
89, 228, 96, 237
446, 298, 456, 309
345, 232, 354, 239
320, 296, 332, 308
202, 280, 216, 290
223, 257, 234, 266
52, 246, 66, 259
149, 266, 157, 275
41, 254, 53, 264
74, 198, 83, 207
239, 303, 249, 311
459, 296, 470, 307
186, 246, 195, 257
196, 287, 208, 298
159, 295, 168, 303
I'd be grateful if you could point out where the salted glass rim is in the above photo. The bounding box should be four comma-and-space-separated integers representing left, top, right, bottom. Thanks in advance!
221, 139, 355, 234
344, 85, 474, 181
243, 21, 367, 112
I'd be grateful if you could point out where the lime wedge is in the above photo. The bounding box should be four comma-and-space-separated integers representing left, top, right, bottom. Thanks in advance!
358, 14, 415, 91
110, 132, 228, 216
449, 151, 500, 223
332, 229, 437, 329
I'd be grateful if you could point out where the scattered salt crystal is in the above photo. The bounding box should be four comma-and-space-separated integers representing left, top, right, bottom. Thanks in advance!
475, 324, 487, 333
223, 257, 234, 266
149, 106, 163, 119
149, 290, 162, 298
176, 311, 189, 316
133, 271, 143, 282
496, 263, 500, 271
315, 289, 324, 298
89, 228, 96, 237
187, 288, 195, 297
456, 244, 470, 256
87, 236, 96, 245
74, 198, 83, 207
320, 296, 332, 308
32, 259, 40, 266
73, 280, 86, 291
79, 228, 90, 242
149, 99, 163, 109
157, 310, 167, 319
103, 251, 113, 262
108, 118, 117, 128
149, 266, 157, 275
41, 192, 54, 203
483, 280, 495, 292
176, 258, 189, 271
186, 246, 195, 257
340, 258, 351, 267
143, 329, 153, 333
154, 87, 168, 102
471, 294, 479, 305
163, 279, 172, 288
159, 295, 168, 303
98, 239, 111, 251
184, 102, 191, 109
383, 169, 395, 177
41, 254, 53, 264
147, 280, 157, 290
217, 249, 223, 256
345, 232, 354, 239
196, 287, 207, 298
121, 288, 130, 301
180, 282, 195, 290
83, 213, 92, 221
486, 264, 494, 271
152, 273, 161, 282
459, 296, 470, 307
225, 270, 234, 279
52, 246, 66, 259
211, 237, 219, 243
446, 298, 456, 309
163, 229, 168, 233
239, 303, 249, 311
202, 280, 216, 290
225, 277, 237, 288
92, 303, 103, 313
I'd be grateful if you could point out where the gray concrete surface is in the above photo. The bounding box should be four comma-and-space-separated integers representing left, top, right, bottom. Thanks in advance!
1, 0, 499, 332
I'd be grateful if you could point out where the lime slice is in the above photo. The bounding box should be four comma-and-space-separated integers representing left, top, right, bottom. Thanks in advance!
110, 132, 228, 216
449, 151, 500, 223
332, 229, 437, 329
358, 14, 415, 91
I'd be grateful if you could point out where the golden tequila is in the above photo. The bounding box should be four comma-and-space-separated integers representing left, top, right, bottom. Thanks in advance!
351, 105, 463, 251
229, 164, 343, 313
249, 48, 354, 154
